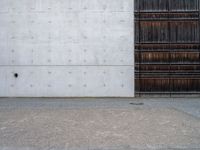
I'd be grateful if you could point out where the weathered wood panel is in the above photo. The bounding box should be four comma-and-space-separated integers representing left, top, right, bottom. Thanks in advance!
135, 0, 200, 96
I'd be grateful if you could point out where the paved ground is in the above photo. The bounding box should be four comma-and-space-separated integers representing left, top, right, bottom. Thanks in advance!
0, 98, 200, 150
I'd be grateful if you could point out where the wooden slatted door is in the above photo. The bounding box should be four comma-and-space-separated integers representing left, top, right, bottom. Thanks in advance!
135, 0, 200, 96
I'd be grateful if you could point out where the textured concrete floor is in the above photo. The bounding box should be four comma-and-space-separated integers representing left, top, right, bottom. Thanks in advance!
0, 98, 200, 150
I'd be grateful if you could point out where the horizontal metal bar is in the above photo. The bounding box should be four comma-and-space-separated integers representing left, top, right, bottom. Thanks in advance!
135, 92, 200, 94
135, 63, 200, 65
135, 18, 199, 21
135, 73, 200, 75
135, 42, 200, 45
136, 63, 200, 65
135, 74, 200, 76
135, 50, 200, 52
135, 71, 200, 73
135, 76, 200, 79
134, 10, 199, 13
135, 45, 200, 49
135, 77, 200, 79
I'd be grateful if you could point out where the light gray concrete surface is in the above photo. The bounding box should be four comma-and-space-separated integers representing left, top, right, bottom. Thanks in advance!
0, 0, 134, 97
0, 98, 200, 150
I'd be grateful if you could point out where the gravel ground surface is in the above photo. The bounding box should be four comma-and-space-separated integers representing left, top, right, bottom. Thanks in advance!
0, 98, 200, 150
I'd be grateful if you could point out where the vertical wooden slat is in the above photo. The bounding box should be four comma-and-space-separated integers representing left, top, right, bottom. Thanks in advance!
135, 0, 200, 96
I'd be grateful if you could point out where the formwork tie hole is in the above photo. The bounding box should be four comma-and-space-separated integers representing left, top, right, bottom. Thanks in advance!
14, 73, 18, 78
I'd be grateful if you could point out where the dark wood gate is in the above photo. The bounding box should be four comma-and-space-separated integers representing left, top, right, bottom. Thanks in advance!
135, 0, 200, 96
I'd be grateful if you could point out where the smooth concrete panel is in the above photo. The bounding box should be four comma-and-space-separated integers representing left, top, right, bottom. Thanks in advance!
0, 0, 134, 97
0, 66, 134, 97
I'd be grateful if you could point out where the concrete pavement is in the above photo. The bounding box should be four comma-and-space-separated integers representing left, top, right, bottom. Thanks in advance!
0, 98, 200, 150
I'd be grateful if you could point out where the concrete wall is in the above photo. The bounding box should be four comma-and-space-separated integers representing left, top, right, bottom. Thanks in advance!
0, 0, 134, 97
